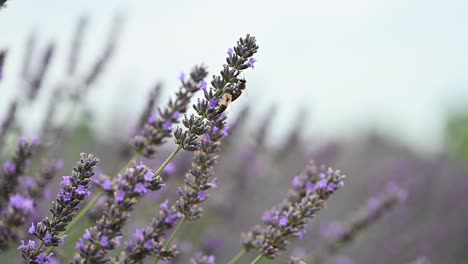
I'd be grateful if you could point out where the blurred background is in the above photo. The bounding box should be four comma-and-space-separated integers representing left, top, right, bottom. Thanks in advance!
1, 0, 468, 263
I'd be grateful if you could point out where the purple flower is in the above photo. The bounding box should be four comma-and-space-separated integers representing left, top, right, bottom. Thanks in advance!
207, 255, 215, 264
24, 177, 35, 190
291, 176, 302, 188
133, 229, 144, 241
172, 112, 180, 119
44, 233, 52, 244
148, 113, 157, 124
115, 236, 122, 247
227, 48, 234, 56
209, 178, 218, 188
37, 253, 48, 264
18, 240, 35, 251
3, 161, 16, 173
279, 217, 288, 227
116, 190, 125, 202
198, 191, 207, 201
208, 99, 218, 109
83, 229, 92, 240
102, 179, 113, 191
163, 120, 173, 130
179, 72, 186, 82
28, 223, 35, 234
59, 235, 68, 245
76, 239, 84, 250
262, 211, 271, 222
10, 194, 34, 212
144, 239, 154, 250
134, 182, 147, 194
100, 236, 109, 247
160, 200, 169, 211
248, 57, 257, 68
76, 185, 90, 196
145, 170, 155, 181
317, 179, 328, 189
306, 182, 315, 192
294, 229, 307, 240
200, 80, 208, 91
61, 176, 71, 187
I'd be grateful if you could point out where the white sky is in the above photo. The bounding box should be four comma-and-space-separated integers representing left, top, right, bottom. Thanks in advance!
1, 0, 468, 152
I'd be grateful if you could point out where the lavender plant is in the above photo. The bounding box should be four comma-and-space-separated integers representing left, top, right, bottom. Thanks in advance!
0, 10, 462, 264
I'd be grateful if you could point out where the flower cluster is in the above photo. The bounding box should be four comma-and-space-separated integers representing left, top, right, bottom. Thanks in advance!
73, 162, 164, 263
242, 161, 346, 259
21, 153, 99, 262
323, 182, 407, 254
132, 65, 208, 157
174, 34, 259, 151
119, 200, 184, 263
0, 138, 39, 207
0, 194, 34, 250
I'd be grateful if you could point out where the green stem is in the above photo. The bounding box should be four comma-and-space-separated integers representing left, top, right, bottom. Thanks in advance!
153, 217, 187, 264
155, 144, 183, 176
250, 254, 264, 264
227, 248, 248, 264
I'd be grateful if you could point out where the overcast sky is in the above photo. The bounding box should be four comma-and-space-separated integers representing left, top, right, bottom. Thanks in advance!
1, 0, 468, 152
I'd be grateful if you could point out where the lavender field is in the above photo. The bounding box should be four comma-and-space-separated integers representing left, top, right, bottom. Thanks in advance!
1, 1, 468, 263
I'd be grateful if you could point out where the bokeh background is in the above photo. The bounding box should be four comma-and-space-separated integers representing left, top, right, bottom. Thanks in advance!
1, 0, 468, 263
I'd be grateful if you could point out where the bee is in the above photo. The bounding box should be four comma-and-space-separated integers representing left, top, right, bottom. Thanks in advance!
217, 93, 232, 114
231, 78, 247, 102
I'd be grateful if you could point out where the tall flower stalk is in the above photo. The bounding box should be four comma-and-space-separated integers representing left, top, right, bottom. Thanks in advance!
230, 160, 346, 263
20, 153, 98, 262
120, 34, 259, 264
0, 138, 38, 208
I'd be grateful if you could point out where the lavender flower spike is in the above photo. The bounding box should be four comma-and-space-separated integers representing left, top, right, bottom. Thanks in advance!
122, 34, 259, 263
323, 182, 407, 255
73, 162, 164, 263
132, 65, 208, 157
241, 161, 346, 259
0, 194, 35, 251
21, 153, 98, 262
0, 138, 38, 207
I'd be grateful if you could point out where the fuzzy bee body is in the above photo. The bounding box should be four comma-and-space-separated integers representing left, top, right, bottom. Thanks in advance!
231, 78, 247, 102
217, 93, 233, 114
